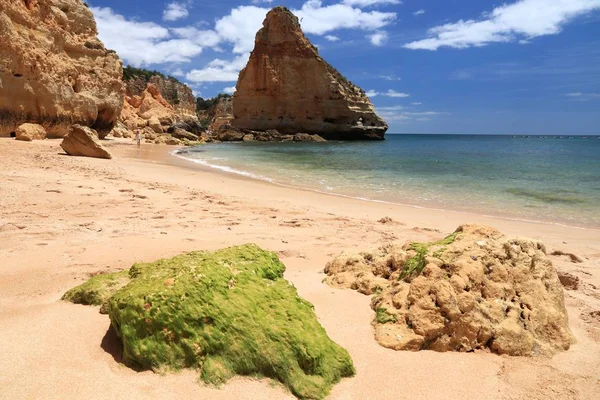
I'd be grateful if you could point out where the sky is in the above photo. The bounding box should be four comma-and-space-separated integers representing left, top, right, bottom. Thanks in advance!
88, 0, 600, 134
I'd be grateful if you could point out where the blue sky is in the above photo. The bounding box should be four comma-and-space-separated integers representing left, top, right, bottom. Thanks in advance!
89, 0, 600, 134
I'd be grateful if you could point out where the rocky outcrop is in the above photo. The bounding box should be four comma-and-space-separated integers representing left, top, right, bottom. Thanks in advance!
60, 124, 112, 159
15, 123, 46, 141
123, 70, 196, 117
119, 83, 202, 138
325, 225, 573, 356
207, 96, 233, 132
232, 7, 387, 140
0, 0, 124, 138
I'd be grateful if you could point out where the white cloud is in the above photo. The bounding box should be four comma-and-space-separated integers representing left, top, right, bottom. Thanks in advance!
297, 1, 397, 35
252, 0, 274, 3
92, 7, 203, 66
385, 89, 410, 97
404, 0, 600, 50
413, 9, 425, 16
342, 0, 402, 6
163, 2, 189, 22
325, 35, 340, 41
223, 86, 237, 94
365, 90, 410, 97
369, 31, 388, 46
186, 55, 249, 83
566, 92, 600, 101
411, 102, 423, 105
171, 27, 222, 47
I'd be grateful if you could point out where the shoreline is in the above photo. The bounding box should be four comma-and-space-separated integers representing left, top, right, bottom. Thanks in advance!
170, 143, 600, 232
1, 138, 599, 400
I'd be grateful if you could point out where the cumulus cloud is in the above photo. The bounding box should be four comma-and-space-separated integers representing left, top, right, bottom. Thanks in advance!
404, 0, 600, 50
223, 86, 237, 94
297, 0, 396, 35
186, 55, 249, 83
171, 27, 222, 47
92, 7, 203, 66
325, 35, 341, 41
413, 9, 425, 16
163, 2, 190, 22
369, 31, 388, 46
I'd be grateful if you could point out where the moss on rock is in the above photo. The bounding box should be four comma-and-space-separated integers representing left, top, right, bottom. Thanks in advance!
64, 244, 354, 399
62, 270, 130, 310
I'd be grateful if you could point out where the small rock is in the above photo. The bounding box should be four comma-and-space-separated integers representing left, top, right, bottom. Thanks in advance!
15, 123, 46, 141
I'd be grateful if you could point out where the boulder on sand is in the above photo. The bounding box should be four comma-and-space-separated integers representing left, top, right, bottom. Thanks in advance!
60, 125, 112, 159
63, 244, 355, 399
325, 224, 574, 356
15, 123, 46, 141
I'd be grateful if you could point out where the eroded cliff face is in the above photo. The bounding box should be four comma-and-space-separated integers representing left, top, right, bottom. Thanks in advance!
232, 7, 387, 140
124, 75, 196, 118
0, 0, 124, 138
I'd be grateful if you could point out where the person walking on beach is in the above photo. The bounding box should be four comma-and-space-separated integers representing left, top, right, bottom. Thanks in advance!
135, 129, 142, 147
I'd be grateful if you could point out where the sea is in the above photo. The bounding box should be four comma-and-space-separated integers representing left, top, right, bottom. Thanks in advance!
174, 134, 600, 229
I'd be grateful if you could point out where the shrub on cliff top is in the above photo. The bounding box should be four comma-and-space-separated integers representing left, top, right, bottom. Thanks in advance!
64, 244, 354, 399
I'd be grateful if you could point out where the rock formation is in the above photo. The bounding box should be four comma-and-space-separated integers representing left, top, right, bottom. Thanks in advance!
15, 123, 46, 141
207, 96, 233, 132
118, 68, 202, 140
123, 69, 196, 117
232, 7, 387, 140
63, 244, 355, 399
60, 124, 112, 159
0, 0, 124, 138
325, 224, 574, 356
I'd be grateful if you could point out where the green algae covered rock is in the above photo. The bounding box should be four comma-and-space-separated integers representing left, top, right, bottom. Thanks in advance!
62, 270, 130, 312
64, 244, 354, 399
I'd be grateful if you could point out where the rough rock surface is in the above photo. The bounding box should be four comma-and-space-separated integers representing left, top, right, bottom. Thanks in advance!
325, 224, 574, 356
124, 74, 196, 117
0, 0, 124, 138
15, 123, 46, 141
207, 96, 233, 132
120, 83, 200, 138
60, 124, 112, 159
232, 7, 387, 140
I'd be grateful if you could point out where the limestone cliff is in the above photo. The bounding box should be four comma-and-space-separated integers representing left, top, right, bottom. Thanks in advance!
0, 0, 124, 138
197, 95, 233, 132
232, 7, 387, 140
123, 67, 196, 117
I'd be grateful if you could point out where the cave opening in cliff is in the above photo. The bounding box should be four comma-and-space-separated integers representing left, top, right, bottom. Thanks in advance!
10, 132, 16, 138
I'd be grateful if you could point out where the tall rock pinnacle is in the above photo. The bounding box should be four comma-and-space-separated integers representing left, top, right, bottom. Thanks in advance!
232, 7, 388, 140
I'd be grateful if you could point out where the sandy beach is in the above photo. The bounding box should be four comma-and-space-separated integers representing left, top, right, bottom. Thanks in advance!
1, 138, 599, 400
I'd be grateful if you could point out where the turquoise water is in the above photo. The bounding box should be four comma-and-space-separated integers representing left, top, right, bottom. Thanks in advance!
175, 135, 600, 228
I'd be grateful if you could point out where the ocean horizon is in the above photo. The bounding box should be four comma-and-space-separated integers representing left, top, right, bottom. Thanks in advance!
175, 134, 600, 229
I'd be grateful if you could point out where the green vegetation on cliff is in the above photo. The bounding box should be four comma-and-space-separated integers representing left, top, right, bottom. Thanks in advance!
123, 65, 181, 84
64, 244, 354, 399
196, 93, 232, 113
